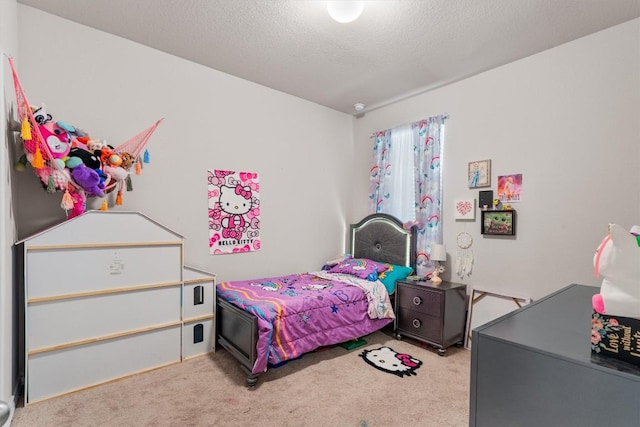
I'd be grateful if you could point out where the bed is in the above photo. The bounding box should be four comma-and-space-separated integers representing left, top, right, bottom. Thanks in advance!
215, 213, 416, 386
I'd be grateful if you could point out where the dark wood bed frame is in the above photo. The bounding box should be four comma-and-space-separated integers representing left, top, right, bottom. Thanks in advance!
215, 213, 416, 386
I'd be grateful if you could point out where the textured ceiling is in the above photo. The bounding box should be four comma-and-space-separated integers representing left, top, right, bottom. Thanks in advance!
17, 0, 640, 115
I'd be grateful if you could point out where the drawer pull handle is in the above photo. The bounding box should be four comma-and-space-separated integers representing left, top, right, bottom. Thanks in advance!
193, 323, 204, 343
412, 296, 422, 306
412, 319, 421, 328
194, 285, 204, 305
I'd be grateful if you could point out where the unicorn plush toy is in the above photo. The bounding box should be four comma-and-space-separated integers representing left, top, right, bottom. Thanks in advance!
592, 223, 640, 319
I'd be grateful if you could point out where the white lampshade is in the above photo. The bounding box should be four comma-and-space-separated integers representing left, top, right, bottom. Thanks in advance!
327, 1, 364, 23
430, 243, 447, 262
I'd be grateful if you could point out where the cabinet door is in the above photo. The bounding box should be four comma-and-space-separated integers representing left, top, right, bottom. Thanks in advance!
183, 267, 216, 321
28, 326, 181, 403
183, 282, 214, 320
29, 286, 181, 350
26, 245, 182, 298
182, 319, 214, 360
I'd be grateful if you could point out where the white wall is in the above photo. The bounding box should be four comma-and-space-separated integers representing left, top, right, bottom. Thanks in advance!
15, 5, 355, 283
4, 3, 639, 416
0, 0, 19, 423
352, 18, 640, 300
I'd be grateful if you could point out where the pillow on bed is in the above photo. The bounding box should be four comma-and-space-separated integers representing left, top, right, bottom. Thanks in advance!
378, 264, 414, 294
327, 258, 388, 281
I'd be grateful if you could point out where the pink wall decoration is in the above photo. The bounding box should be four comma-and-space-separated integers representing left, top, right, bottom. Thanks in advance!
454, 198, 475, 220
497, 174, 523, 202
208, 170, 260, 255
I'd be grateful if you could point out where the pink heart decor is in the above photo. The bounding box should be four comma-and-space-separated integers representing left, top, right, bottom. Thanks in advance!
456, 201, 472, 217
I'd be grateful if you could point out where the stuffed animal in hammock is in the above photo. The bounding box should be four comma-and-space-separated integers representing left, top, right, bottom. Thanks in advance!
592, 223, 640, 319
38, 122, 70, 160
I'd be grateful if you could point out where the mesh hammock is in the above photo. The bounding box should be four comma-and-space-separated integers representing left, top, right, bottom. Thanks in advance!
8, 56, 163, 216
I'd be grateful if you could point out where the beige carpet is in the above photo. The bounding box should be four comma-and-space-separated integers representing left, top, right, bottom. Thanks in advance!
12, 329, 470, 427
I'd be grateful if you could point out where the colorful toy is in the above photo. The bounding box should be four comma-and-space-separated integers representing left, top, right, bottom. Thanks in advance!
592, 223, 640, 319
38, 122, 70, 159
67, 147, 101, 170
119, 152, 134, 169
66, 190, 85, 220
70, 163, 105, 197
31, 104, 52, 125
8, 55, 163, 218
103, 164, 129, 182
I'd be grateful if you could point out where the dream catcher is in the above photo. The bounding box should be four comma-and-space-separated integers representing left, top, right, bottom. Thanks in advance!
455, 231, 474, 278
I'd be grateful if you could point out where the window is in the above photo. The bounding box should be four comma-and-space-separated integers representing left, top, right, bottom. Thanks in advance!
369, 115, 446, 275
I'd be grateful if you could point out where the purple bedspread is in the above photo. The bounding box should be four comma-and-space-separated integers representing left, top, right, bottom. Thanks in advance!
217, 272, 394, 375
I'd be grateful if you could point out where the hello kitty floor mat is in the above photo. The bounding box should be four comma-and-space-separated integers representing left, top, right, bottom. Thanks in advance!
359, 346, 423, 377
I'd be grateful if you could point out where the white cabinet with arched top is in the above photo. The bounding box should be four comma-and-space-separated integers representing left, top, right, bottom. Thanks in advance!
16, 211, 215, 404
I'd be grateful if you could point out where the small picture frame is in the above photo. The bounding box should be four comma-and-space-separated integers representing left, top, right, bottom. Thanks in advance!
481, 210, 516, 235
478, 190, 493, 210
454, 198, 476, 220
468, 160, 491, 188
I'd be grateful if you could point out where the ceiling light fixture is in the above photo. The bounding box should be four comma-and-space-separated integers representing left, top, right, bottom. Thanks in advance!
354, 103, 365, 112
327, 1, 364, 24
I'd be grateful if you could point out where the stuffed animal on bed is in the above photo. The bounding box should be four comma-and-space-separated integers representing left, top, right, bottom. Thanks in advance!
592, 223, 640, 319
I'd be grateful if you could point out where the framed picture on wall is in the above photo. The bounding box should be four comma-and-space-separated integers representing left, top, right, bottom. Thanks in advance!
454, 198, 476, 220
478, 190, 493, 209
481, 210, 516, 236
468, 159, 491, 188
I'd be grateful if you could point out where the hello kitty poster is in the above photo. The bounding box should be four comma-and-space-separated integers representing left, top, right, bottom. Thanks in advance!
208, 170, 260, 255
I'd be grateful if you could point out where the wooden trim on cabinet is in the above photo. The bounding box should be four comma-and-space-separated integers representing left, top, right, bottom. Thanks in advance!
182, 314, 214, 324
27, 281, 182, 304
26, 360, 182, 405
26, 241, 183, 251
28, 320, 183, 356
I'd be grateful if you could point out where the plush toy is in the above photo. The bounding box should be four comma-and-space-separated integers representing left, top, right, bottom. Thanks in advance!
70, 163, 105, 197
103, 164, 129, 181
87, 139, 109, 153
119, 152, 134, 170
107, 153, 123, 167
95, 168, 108, 187
592, 223, 640, 319
31, 104, 52, 125
66, 147, 101, 170
98, 147, 119, 167
66, 191, 85, 219
38, 122, 70, 159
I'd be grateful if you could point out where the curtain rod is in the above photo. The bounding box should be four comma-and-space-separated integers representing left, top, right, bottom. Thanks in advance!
369, 113, 449, 138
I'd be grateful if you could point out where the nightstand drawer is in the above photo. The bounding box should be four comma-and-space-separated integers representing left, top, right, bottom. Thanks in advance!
397, 285, 442, 317
396, 308, 441, 342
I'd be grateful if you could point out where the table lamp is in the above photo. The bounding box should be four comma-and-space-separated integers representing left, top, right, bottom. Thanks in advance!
430, 243, 447, 285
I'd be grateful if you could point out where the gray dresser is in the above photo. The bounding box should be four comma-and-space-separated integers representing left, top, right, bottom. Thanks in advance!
394, 280, 466, 355
469, 284, 640, 427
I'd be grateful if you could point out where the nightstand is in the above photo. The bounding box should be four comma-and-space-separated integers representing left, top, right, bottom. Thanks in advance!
394, 280, 467, 355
